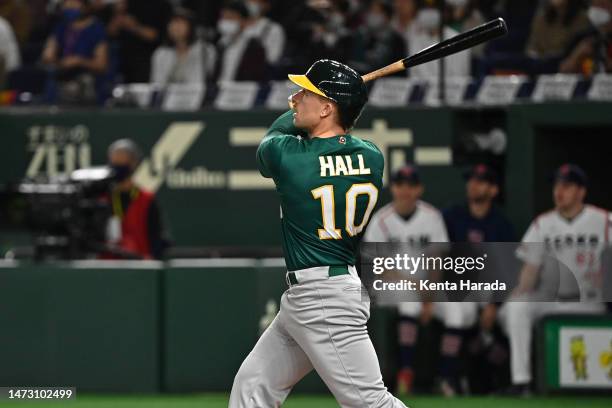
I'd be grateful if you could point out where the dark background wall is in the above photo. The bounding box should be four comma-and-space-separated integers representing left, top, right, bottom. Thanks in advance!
2, 103, 611, 252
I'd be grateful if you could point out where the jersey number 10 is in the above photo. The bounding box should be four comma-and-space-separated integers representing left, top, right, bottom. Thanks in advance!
311, 183, 378, 240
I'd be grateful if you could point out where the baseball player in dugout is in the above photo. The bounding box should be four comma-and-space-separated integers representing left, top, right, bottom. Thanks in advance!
498, 164, 612, 396
101, 139, 168, 260
364, 165, 464, 396
443, 164, 515, 244
229, 60, 407, 407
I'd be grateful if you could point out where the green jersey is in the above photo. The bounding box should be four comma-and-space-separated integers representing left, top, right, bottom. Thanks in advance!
257, 110, 384, 271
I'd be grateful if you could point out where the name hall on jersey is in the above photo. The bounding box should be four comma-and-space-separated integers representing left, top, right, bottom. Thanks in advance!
319, 154, 371, 177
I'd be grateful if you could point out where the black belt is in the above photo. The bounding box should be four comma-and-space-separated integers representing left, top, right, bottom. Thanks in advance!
287, 265, 350, 285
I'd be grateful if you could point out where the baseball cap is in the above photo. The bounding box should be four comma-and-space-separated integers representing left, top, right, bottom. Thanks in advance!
391, 165, 421, 185
552, 163, 587, 187
464, 163, 498, 184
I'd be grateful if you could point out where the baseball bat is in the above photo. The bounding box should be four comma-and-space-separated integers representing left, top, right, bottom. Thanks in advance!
361, 18, 508, 82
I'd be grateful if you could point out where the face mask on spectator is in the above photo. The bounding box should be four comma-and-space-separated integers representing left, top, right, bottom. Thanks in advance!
62, 8, 82, 22
246, 1, 261, 17
416, 8, 441, 31
587, 6, 611, 27
366, 13, 386, 30
218, 19, 240, 37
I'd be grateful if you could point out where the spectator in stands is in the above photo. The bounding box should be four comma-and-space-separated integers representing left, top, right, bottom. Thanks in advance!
0, 14, 20, 88
0, 0, 30, 45
107, 0, 171, 83
443, 164, 515, 243
282, 0, 353, 73
560, 0, 612, 74
245, 0, 286, 67
479, 0, 536, 55
392, 0, 418, 47
41, 0, 108, 104
447, 0, 485, 32
105, 138, 167, 259
526, 0, 590, 59
407, 0, 471, 79
447, 0, 485, 56
349, 0, 406, 75
214, 1, 266, 82
151, 8, 216, 86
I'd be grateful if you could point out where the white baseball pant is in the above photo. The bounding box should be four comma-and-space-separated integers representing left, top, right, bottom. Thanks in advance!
229, 268, 407, 408
499, 299, 606, 384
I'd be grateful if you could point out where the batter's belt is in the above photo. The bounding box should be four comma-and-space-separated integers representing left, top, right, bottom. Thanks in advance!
286, 265, 353, 286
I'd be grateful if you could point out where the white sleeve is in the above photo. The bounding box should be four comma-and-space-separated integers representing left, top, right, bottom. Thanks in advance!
431, 212, 449, 243
150, 48, 168, 85
364, 211, 387, 242
0, 19, 20, 71
184, 44, 204, 85
264, 23, 285, 64
516, 219, 544, 266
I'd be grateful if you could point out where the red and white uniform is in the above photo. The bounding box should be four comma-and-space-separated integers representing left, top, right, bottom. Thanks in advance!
364, 201, 448, 244
364, 201, 477, 328
501, 205, 611, 384
517, 205, 611, 301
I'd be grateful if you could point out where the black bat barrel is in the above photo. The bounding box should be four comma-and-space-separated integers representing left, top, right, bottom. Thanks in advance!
402, 18, 508, 69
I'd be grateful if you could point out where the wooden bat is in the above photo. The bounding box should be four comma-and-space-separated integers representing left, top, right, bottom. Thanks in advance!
361, 18, 508, 82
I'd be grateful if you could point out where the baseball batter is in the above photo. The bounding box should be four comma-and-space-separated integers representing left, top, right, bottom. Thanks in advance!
229, 60, 406, 407
499, 164, 611, 392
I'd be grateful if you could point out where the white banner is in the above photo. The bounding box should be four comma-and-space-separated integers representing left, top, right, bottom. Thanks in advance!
423, 76, 471, 106
559, 327, 612, 387
476, 75, 526, 105
113, 83, 158, 108
587, 74, 612, 101
162, 84, 205, 111
214, 81, 259, 111
532, 74, 579, 102
369, 78, 413, 108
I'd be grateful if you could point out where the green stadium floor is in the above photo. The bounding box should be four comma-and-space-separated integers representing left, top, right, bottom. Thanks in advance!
1, 394, 612, 407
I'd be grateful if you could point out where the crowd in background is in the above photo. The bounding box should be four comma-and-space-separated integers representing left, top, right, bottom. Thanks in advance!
0, 0, 611, 104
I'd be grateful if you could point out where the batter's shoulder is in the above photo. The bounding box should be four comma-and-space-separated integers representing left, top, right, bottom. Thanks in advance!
351, 136, 383, 164
354, 137, 382, 154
